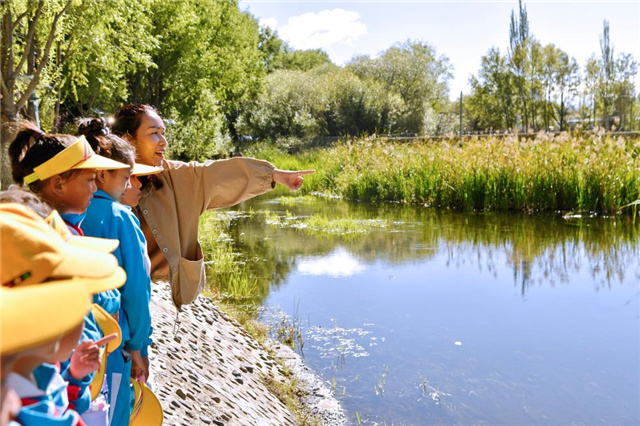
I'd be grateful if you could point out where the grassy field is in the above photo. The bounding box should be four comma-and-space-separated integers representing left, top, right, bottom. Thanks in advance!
247, 132, 640, 213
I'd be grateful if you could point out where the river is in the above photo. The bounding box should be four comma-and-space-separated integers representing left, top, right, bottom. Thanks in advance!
203, 194, 640, 425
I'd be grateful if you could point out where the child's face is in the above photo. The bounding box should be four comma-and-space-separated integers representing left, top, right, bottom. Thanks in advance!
99, 168, 132, 202
120, 175, 142, 207
46, 321, 84, 363
45, 169, 97, 214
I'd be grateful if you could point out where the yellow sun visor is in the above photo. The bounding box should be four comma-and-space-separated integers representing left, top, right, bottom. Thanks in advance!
130, 379, 164, 425
24, 135, 129, 184
131, 163, 163, 177
1, 282, 91, 355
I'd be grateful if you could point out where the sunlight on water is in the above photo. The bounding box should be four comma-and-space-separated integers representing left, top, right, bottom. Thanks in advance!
296, 247, 366, 277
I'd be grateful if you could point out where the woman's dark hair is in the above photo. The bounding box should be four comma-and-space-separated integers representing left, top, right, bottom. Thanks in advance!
111, 104, 157, 138
78, 117, 135, 167
8, 121, 79, 191
110, 104, 163, 190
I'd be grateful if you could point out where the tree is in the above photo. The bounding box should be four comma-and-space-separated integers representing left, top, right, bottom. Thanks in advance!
539, 44, 580, 131
599, 20, 616, 129
280, 49, 332, 72
507, 0, 531, 131
347, 40, 452, 134
1, 0, 71, 188
127, 0, 265, 146
467, 48, 517, 131
241, 64, 404, 143
582, 21, 638, 131
52, 0, 157, 130
614, 52, 638, 130
0, 1, 158, 188
257, 25, 286, 73
582, 55, 600, 127
554, 53, 580, 131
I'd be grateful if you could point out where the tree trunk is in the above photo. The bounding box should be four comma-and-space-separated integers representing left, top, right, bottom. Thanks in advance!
1, 106, 17, 189
559, 92, 565, 131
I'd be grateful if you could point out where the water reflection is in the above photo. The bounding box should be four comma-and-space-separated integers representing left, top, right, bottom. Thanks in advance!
209, 195, 640, 301
297, 247, 366, 277
200, 194, 640, 425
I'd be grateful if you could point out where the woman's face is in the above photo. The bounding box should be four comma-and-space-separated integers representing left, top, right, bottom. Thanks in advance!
120, 175, 142, 207
98, 168, 132, 202
132, 111, 167, 167
43, 169, 97, 214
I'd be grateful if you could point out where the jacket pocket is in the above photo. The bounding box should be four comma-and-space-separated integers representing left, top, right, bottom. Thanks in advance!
175, 243, 206, 307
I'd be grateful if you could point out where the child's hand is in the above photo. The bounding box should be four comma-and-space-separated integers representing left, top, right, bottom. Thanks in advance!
142, 355, 150, 381
69, 334, 117, 380
130, 350, 147, 382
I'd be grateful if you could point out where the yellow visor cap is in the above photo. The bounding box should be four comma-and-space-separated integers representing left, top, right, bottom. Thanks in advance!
0, 282, 91, 355
131, 163, 163, 177
1, 203, 125, 293
23, 135, 129, 184
44, 210, 119, 253
90, 304, 122, 353
89, 303, 122, 400
130, 379, 164, 426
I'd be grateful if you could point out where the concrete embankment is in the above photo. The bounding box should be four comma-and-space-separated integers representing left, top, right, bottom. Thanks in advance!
148, 282, 347, 426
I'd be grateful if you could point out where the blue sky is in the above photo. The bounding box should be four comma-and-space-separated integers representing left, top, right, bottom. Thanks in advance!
239, 1, 640, 100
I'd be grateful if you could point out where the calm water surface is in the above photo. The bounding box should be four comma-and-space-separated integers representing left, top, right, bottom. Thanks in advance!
211, 195, 640, 425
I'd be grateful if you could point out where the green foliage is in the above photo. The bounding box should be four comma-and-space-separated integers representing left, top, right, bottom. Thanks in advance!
580, 21, 638, 131
278, 49, 332, 71
251, 134, 640, 213
467, 48, 517, 131
347, 40, 452, 134
54, 0, 157, 120
164, 89, 232, 161
242, 39, 451, 143
468, 2, 637, 133
3, 0, 639, 174
245, 69, 323, 141
127, 0, 265, 142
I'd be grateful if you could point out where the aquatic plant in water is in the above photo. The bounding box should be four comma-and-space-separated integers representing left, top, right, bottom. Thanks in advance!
250, 133, 640, 213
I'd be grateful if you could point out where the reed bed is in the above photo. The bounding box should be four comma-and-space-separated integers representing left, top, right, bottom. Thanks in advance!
249, 133, 640, 213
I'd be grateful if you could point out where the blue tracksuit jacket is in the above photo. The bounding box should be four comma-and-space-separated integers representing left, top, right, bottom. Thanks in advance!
80, 190, 153, 426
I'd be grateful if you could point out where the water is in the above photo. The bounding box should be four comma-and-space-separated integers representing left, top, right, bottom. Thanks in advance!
207, 194, 640, 425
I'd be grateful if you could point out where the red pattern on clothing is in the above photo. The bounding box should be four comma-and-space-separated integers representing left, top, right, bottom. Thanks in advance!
63, 220, 84, 236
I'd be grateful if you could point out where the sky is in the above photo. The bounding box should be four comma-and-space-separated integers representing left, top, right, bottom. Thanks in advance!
239, 1, 640, 101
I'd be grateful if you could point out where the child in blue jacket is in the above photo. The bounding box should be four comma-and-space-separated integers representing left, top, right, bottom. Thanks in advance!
78, 118, 155, 426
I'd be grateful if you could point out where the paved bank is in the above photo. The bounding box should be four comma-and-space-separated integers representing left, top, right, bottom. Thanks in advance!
148, 282, 347, 426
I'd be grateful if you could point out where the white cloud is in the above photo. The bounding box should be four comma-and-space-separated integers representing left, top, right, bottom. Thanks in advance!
297, 247, 365, 278
279, 9, 367, 50
259, 17, 278, 31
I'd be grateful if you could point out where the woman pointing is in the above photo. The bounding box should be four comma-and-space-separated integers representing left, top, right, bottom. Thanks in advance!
111, 104, 314, 309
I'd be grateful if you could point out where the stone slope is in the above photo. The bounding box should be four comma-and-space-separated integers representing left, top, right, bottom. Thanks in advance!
148, 281, 346, 426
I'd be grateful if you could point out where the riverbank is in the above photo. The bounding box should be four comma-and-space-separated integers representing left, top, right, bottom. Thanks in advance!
148, 281, 347, 426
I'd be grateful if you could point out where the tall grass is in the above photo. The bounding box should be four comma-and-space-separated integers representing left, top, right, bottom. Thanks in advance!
248, 133, 640, 213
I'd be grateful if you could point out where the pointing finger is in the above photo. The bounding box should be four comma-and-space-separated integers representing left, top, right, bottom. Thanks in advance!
94, 333, 118, 347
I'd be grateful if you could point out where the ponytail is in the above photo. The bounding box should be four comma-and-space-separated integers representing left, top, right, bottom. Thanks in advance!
77, 117, 135, 167
8, 122, 76, 190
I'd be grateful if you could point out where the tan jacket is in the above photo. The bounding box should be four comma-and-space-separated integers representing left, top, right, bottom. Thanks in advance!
136, 157, 275, 309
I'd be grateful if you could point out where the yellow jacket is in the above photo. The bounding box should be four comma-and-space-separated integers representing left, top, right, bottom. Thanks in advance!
136, 157, 275, 309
